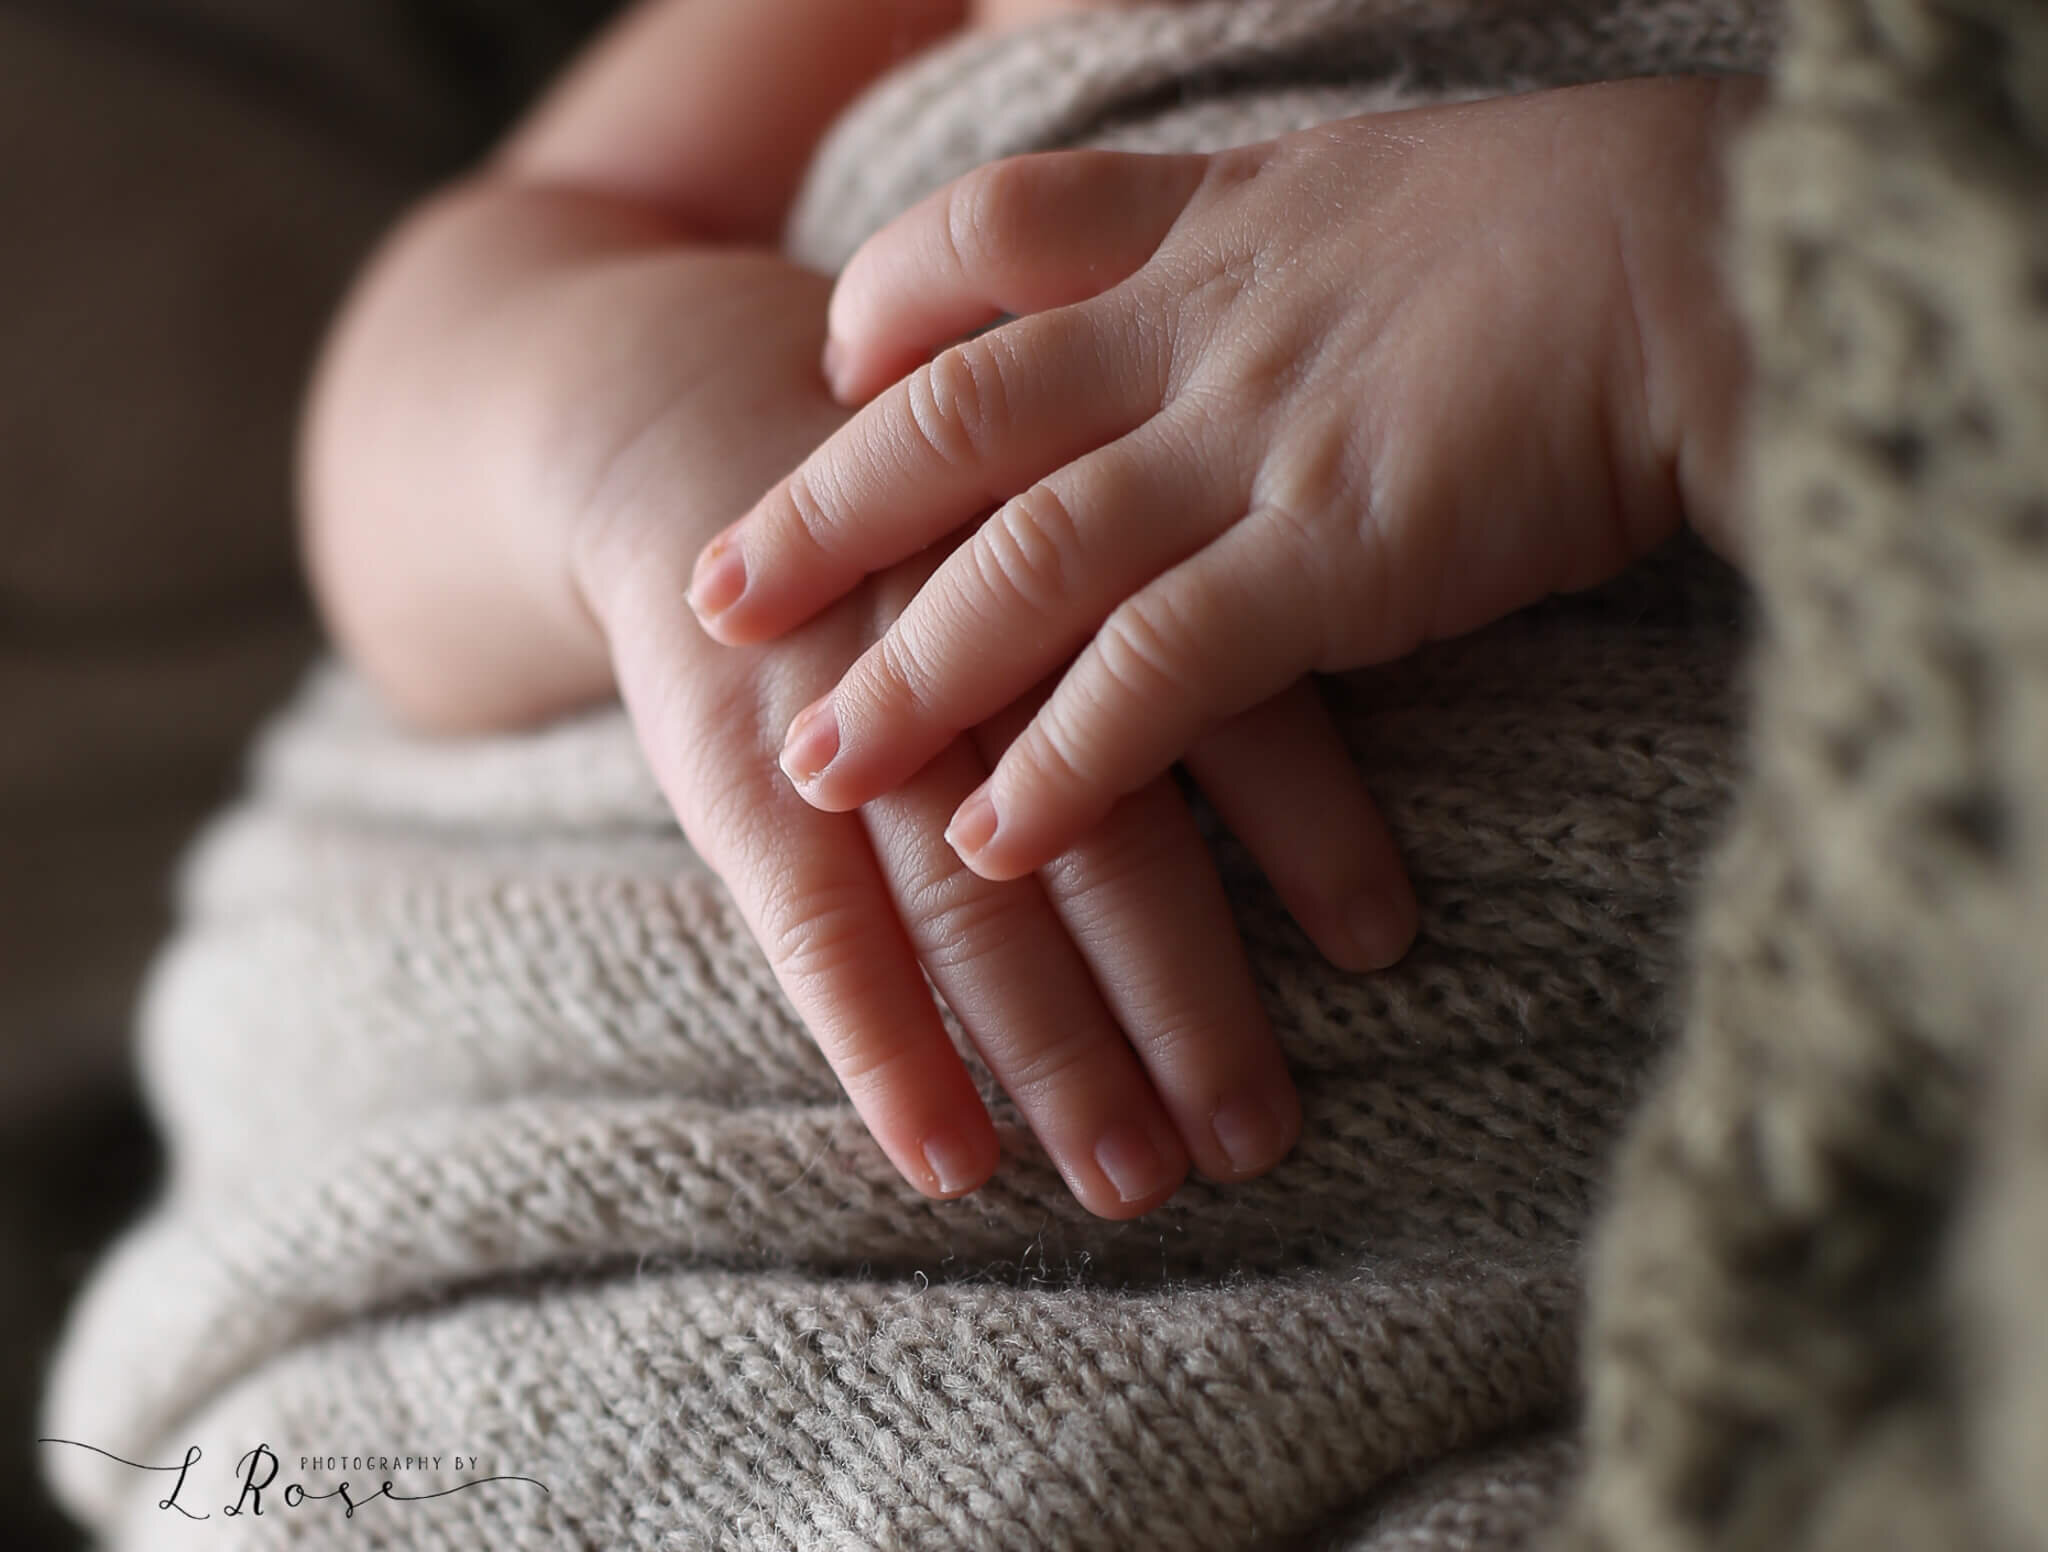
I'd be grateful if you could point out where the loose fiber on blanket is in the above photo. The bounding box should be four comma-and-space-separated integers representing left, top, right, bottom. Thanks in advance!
42, 2, 1779, 1548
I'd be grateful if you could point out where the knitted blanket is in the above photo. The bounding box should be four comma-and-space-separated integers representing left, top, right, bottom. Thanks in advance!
41, 3, 1788, 1548
1557, 0, 2048, 1547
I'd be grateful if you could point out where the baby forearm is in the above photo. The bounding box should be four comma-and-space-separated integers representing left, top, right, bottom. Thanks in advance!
300, 184, 680, 730
500, 0, 967, 242
302, 0, 962, 731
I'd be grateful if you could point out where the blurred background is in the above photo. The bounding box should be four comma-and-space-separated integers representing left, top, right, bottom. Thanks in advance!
0, 3, 615, 1542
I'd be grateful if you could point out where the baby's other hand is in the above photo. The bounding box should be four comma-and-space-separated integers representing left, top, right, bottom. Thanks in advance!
687, 76, 1760, 887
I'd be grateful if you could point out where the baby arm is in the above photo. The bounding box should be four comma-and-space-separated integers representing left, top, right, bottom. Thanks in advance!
691, 77, 1763, 881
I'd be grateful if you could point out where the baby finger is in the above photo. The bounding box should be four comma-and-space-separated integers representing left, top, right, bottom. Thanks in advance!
860, 738, 1190, 1219
690, 304, 1162, 647
780, 417, 1239, 814
1021, 769, 1301, 1184
1184, 682, 1417, 973
947, 515, 1325, 881
825, 148, 1209, 403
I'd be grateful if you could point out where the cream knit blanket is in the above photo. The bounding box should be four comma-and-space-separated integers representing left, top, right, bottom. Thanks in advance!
43, 2, 1778, 1546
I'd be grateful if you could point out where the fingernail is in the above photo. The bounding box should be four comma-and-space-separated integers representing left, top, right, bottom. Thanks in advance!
690, 536, 747, 619
921, 1129, 987, 1196
1346, 893, 1416, 972
780, 697, 840, 787
946, 786, 998, 861
1210, 1091, 1295, 1177
1093, 1121, 1180, 1205
822, 336, 850, 400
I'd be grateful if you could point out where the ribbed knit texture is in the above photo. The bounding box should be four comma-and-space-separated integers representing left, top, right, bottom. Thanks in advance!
41, 2, 1783, 1547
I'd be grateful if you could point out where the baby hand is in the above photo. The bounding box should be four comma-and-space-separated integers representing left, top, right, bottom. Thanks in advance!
555, 251, 1343, 1214
688, 77, 1759, 884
